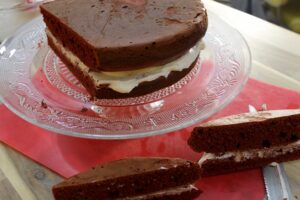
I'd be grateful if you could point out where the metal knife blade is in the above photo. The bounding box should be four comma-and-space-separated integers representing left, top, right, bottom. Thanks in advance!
263, 163, 293, 200
248, 104, 293, 200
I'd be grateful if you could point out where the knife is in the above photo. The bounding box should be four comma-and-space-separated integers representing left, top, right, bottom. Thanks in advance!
248, 105, 293, 200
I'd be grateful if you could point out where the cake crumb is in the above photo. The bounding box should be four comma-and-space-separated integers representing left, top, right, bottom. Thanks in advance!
37, 40, 44, 49
41, 100, 48, 109
81, 107, 88, 113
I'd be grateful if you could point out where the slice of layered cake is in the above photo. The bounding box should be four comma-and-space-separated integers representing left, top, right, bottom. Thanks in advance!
52, 157, 202, 200
188, 109, 300, 176
40, 0, 208, 99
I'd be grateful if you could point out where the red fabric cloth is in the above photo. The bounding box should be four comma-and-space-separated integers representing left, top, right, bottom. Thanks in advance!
0, 78, 300, 199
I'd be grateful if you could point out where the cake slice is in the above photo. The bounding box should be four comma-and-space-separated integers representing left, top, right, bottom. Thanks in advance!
187, 109, 300, 176
188, 109, 300, 153
52, 157, 202, 200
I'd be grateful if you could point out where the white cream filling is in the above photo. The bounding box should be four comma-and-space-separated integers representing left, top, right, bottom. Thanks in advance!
198, 140, 300, 166
201, 109, 300, 127
47, 29, 202, 93
118, 184, 197, 200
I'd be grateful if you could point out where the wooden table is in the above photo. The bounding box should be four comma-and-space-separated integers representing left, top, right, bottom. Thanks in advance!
0, 0, 300, 199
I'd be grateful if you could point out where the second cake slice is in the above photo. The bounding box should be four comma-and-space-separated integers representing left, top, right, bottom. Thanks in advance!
188, 109, 300, 176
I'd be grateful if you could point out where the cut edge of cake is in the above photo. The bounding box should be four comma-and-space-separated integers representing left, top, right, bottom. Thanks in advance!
198, 140, 300, 176
119, 184, 201, 200
188, 109, 300, 153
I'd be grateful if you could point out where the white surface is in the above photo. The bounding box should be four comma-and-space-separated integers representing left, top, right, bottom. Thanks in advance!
202, 0, 300, 88
0, 1, 39, 42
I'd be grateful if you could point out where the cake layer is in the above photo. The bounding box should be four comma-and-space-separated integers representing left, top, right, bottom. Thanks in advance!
198, 141, 300, 176
47, 29, 201, 94
120, 185, 201, 200
40, 0, 207, 71
48, 32, 199, 99
188, 110, 300, 153
52, 157, 201, 200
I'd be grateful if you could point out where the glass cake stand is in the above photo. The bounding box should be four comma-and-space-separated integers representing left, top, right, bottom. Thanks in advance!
0, 12, 251, 139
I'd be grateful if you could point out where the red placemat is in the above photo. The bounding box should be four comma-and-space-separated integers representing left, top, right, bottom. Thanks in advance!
1, 78, 300, 199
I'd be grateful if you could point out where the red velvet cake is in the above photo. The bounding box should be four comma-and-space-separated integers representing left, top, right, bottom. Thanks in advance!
40, 0, 208, 99
52, 157, 202, 200
188, 109, 300, 176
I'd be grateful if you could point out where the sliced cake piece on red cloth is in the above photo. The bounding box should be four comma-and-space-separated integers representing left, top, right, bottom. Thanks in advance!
188, 109, 300, 176
52, 157, 202, 200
